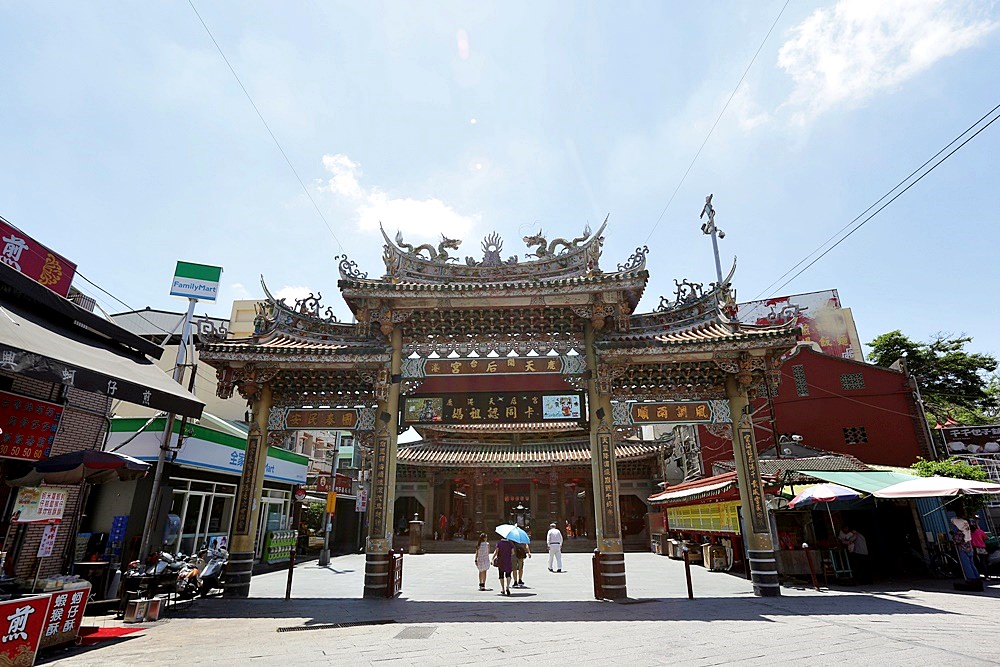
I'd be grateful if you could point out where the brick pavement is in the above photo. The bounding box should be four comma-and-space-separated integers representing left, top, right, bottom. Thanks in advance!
44, 553, 1000, 666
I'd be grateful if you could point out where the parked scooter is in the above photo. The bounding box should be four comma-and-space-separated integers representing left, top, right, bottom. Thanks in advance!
195, 547, 228, 596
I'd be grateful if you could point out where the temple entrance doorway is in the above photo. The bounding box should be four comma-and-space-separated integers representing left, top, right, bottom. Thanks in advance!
393, 497, 425, 536
619, 494, 648, 538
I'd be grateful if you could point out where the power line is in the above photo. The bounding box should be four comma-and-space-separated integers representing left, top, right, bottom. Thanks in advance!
644, 0, 791, 244
186, 0, 346, 255
747, 101, 1000, 312
762, 103, 1000, 299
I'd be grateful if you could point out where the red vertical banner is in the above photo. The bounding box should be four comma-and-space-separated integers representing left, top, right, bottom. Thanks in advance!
0, 594, 53, 665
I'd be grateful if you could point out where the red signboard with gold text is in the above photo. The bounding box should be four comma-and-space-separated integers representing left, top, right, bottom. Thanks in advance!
0, 219, 76, 297
0, 594, 52, 666
0, 390, 63, 461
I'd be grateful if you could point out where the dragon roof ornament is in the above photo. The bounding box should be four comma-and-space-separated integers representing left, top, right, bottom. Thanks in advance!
254, 276, 372, 343
604, 259, 741, 338
374, 218, 609, 284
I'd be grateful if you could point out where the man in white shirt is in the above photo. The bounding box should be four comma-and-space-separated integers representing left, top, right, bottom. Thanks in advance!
546, 522, 564, 572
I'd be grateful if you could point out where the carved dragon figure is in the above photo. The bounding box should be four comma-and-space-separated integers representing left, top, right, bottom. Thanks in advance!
395, 231, 462, 262
522, 224, 591, 258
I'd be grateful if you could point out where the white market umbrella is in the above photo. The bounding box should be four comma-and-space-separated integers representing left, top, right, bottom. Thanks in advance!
873, 476, 1000, 498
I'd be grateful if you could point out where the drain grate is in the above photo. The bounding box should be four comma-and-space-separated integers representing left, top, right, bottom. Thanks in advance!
277, 619, 396, 633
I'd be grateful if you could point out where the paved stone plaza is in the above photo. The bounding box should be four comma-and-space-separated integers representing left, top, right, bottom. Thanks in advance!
45, 553, 1000, 666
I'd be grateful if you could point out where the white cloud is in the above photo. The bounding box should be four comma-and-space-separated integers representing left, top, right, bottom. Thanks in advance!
273, 285, 313, 305
319, 153, 479, 239
777, 0, 997, 123
229, 282, 251, 300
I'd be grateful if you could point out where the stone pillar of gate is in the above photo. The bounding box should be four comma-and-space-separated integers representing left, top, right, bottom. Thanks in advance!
225, 382, 273, 598
473, 469, 484, 535
364, 326, 403, 598
547, 470, 559, 530
585, 321, 627, 599
726, 374, 780, 597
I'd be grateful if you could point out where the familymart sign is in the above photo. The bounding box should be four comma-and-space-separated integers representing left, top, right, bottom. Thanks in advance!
170, 261, 223, 301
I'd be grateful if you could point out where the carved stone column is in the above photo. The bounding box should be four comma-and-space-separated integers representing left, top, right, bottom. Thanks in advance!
585, 321, 627, 599
473, 469, 485, 535
225, 381, 273, 598
364, 327, 403, 598
725, 359, 780, 597
547, 470, 559, 530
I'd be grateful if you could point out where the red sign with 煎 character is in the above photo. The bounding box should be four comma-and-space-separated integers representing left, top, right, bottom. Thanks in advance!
0, 391, 63, 461
0, 219, 76, 297
0, 594, 52, 666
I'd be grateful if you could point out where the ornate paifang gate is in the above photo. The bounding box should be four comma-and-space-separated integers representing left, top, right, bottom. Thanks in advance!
199, 222, 798, 599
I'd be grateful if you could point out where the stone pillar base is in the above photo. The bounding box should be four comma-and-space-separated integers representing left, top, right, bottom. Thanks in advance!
748, 548, 781, 597
363, 552, 391, 598
593, 551, 628, 600
223, 551, 254, 598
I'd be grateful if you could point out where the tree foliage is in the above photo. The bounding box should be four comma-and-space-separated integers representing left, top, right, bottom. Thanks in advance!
867, 330, 998, 424
911, 456, 988, 482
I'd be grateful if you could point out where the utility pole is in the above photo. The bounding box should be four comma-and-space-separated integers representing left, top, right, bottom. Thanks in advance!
138, 297, 197, 560
700, 194, 726, 285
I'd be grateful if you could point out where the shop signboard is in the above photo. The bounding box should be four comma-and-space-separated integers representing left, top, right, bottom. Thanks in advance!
355, 488, 367, 513
107, 419, 308, 484
0, 390, 63, 462
38, 584, 91, 650
12, 487, 68, 524
402, 391, 586, 425
37, 525, 58, 558
0, 594, 52, 665
326, 492, 337, 515
0, 219, 77, 297
333, 473, 352, 495
737, 289, 863, 361
316, 474, 331, 493
169, 261, 222, 301
939, 425, 1000, 455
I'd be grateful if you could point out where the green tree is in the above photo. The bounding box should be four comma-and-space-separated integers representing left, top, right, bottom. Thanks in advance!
867, 331, 998, 424
911, 456, 989, 514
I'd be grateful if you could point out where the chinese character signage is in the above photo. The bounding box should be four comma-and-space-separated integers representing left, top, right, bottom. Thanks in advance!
0, 390, 63, 461
355, 488, 368, 513
233, 428, 261, 535
418, 357, 564, 376
11, 487, 68, 524
737, 289, 863, 361
628, 401, 714, 425
169, 261, 222, 301
0, 594, 51, 665
36, 525, 58, 558
0, 219, 77, 297
738, 425, 769, 534
316, 474, 331, 493
285, 408, 359, 430
403, 392, 587, 425
333, 473, 353, 495
939, 425, 1000, 454
597, 429, 620, 540
38, 584, 91, 649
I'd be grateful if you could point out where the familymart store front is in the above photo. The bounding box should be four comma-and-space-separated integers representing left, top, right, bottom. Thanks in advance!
103, 417, 308, 562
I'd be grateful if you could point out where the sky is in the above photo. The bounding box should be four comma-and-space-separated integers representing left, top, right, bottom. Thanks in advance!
1, 1, 998, 360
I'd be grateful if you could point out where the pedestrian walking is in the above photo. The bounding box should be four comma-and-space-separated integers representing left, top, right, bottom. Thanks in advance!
475, 533, 491, 591
493, 537, 515, 595
547, 522, 564, 572
970, 521, 989, 578
512, 540, 531, 587
438, 513, 448, 541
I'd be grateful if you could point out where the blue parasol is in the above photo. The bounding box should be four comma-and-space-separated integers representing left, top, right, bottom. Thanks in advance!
495, 524, 530, 544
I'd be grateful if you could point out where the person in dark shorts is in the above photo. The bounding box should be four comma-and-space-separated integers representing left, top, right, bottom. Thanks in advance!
512, 540, 531, 587
492, 537, 515, 595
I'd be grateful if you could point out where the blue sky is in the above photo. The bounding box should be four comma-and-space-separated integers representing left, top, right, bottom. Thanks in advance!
1, 1, 998, 358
